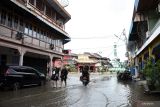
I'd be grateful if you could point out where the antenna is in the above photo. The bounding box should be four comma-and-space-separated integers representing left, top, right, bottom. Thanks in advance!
60, 0, 69, 7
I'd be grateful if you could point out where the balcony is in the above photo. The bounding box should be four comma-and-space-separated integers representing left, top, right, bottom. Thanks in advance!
10, 0, 70, 38
0, 25, 63, 53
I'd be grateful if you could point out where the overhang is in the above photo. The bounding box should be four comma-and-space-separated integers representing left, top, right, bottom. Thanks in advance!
129, 22, 139, 41
135, 0, 158, 12
136, 26, 160, 56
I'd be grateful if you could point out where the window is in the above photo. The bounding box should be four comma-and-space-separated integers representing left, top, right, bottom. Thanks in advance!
47, 34, 52, 43
29, 0, 34, 5
24, 23, 29, 34
13, 16, 18, 29
37, 28, 40, 39
29, 24, 32, 36
1, 10, 6, 25
19, 19, 24, 32
7, 13, 12, 28
49, 38, 51, 44
33, 26, 37, 38
36, 0, 44, 11
43, 32, 47, 42
53, 40, 56, 45
40, 30, 44, 40
46, 5, 51, 17
47, 33, 50, 43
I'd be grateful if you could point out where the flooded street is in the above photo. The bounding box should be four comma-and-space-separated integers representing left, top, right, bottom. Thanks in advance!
0, 73, 160, 107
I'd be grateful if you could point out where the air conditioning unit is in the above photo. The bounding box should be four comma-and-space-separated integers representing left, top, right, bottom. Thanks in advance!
146, 31, 150, 39
16, 32, 23, 40
49, 44, 54, 50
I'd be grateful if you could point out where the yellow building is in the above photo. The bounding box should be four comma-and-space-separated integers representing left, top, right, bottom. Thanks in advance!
128, 0, 160, 76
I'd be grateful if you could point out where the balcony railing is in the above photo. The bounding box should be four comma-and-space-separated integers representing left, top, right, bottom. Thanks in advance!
150, 19, 160, 36
27, 2, 65, 30
13, 0, 67, 34
0, 24, 63, 53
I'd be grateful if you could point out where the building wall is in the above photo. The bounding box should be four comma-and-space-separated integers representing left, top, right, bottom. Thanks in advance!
0, 0, 71, 76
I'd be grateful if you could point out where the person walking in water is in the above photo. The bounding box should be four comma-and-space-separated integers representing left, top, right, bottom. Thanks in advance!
51, 67, 60, 88
60, 66, 68, 87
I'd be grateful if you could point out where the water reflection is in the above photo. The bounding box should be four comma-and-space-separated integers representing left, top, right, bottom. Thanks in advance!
1, 75, 160, 107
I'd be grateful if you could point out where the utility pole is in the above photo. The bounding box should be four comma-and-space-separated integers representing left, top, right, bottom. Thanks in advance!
114, 29, 129, 69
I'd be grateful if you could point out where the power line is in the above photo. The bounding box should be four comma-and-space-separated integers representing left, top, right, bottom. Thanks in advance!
69, 44, 125, 50
70, 35, 114, 39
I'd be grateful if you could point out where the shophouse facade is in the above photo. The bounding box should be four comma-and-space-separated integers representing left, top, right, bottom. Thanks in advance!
128, 0, 160, 76
0, 0, 71, 76
75, 52, 110, 72
76, 53, 97, 72
62, 49, 78, 66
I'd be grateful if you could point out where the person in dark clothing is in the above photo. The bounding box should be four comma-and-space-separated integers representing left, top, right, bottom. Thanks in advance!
81, 66, 90, 81
51, 67, 60, 87
60, 66, 68, 87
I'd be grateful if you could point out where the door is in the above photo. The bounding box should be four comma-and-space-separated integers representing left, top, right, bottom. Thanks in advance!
1, 55, 7, 66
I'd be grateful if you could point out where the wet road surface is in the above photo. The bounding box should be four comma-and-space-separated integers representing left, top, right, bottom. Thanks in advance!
0, 73, 160, 107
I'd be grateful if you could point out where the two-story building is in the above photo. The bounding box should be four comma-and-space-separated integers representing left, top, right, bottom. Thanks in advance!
128, 0, 160, 76
53, 49, 78, 67
0, 0, 71, 76
62, 49, 78, 66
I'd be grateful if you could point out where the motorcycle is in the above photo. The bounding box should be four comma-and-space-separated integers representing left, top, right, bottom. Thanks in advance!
80, 76, 89, 86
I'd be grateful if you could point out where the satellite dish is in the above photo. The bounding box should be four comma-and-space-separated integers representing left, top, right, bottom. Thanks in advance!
60, 0, 69, 7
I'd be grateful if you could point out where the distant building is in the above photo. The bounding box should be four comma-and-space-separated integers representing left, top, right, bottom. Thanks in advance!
76, 53, 97, 72
75, 52, 110, 72
62, 50, 78, 65
127, 0, 160, 76
0, 0, 71, 76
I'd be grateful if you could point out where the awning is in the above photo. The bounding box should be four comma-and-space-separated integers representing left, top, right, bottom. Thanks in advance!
136, 0, 158, 12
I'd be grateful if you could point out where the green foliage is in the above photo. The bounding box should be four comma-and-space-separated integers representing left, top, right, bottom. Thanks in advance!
66, 64, 77, 72
143, 59, 160, 87
143, 59, 154, 80
155, 60, 160, 73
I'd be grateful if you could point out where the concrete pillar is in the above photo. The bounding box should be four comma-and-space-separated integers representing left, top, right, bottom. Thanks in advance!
18, 48, 26, 66
49, 55, 53, 77
134, 57, 138, 77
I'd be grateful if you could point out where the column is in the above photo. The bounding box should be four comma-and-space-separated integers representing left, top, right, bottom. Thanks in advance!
149, 46, 154, 59
49, 55, 53, 77
18, 48, 26, 66
134, 57, 138, 77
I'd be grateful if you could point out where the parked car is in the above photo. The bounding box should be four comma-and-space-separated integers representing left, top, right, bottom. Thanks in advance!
117, 71, 132, 81
0, 65, 46, 90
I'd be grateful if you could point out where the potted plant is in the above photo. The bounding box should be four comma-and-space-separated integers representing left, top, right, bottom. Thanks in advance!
143, 58, 155, 91
154, 60, 160, 89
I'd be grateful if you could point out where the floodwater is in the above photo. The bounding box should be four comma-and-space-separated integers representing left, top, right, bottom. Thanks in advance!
0, 73, 160, 107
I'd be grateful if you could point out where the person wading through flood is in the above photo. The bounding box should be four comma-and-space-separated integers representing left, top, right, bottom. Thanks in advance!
51, 67, 60, 88
60, 66, 68, 87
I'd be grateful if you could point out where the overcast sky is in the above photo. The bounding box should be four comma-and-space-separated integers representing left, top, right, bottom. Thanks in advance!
63, 0, 135, 61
